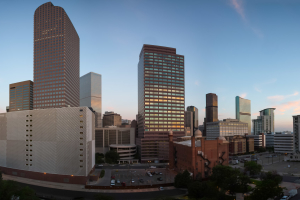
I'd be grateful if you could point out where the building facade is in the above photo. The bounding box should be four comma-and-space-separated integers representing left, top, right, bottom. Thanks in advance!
80, 72, 102, 127
9, 81, 33, 112
137, 44, 185, 163
206, 93, 218, 123
274, 133, 294, 154
168, 131, 229, 179
102, 112, 122, 127
187, 106, 198, 131
33, 2, 80, 109
206, 119, 248, 140
293, 115, 300, 153
236, 96, 251, 135
185, 111, 193, 136
0, 107, 95, 184
109, 144, 137, 162
95, 127, 135, 155
252, 108, 276, 135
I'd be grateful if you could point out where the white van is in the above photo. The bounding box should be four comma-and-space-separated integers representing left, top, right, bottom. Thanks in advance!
111, 179, 115, 186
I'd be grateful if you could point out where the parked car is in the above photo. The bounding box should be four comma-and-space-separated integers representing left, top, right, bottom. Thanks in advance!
131, 179, 135, 183
157, 177, 163, 181
159, 187, 164, 191
265, 155, 272, 158
289, 189, 297, 197
139, 179, 144, 183
150, 166, 156, 169
280, 196, 289, 200
159, 172, 163, 175
121, 182, 126, 186
155, 172, 159, 175
98, 164, 103, 167
147, 172, 152, 177
110, 179, 115, 186
117, 179, 121, 184
111, 175, 115, 179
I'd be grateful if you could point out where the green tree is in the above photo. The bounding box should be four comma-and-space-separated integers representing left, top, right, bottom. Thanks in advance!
174, 170, 192, 188
257, 147, 266, 153
211, 165, 250, 195
17, 186, 39, 200
94, 193, 115, 200
188, 181, 221, 199
250, 179, 283, 200
104, 150, 120, 164
95, 153, 105, 164
244, 161, 262, 176
260, 171, 282, 185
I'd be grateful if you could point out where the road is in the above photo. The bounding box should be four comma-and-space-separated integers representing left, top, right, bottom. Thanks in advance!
17, 182, 186, 200
95, 164, 167, 170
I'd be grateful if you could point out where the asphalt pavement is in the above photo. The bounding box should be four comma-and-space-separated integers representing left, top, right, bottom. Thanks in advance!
17, 182, 186, 200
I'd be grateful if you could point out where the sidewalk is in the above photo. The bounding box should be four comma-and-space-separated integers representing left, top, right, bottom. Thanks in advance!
3, 174, 175, 193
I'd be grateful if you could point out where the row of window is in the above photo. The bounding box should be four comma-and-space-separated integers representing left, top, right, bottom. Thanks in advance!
145, 129, 184, 131
35, 95, 64, 100
145, 77, 184, 82
34, 103, 65, 107
144, 98, 184, 103
144, 52, 183, 59
145, 121, 184, 124
145, 111, 184, 115
145, 84, 184, 90
145, 117, 184, 121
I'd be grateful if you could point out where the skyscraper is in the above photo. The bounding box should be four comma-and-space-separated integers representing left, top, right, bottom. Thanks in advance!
187, 106, 199, 132
137, 44, 185, 162
252, 108, 276, 135
80, 72, 102, 127
33, 2, 79, 109
293, 115, 300, 153
9, 81, 33, 112
236, 96, 251, 134
206, 93, 218, 122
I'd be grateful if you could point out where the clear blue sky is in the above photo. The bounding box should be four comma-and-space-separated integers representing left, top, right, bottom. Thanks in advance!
1, 0, 300, 132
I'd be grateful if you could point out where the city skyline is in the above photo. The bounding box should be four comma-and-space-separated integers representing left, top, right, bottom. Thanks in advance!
1, 0, 300, 131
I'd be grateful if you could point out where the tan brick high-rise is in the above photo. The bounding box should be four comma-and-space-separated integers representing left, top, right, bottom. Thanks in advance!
33, 2, 79, 109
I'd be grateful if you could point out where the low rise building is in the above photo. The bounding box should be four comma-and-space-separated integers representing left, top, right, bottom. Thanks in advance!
95, 127, 135, 157
206, 119, 248, 140
169, 130, 229, 179
109, 144, 137, 163
102, 112, 122, 127
274, 133, 294, 154
0, 107, 95, 184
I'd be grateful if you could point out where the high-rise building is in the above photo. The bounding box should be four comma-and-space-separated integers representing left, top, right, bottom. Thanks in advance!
137, 44, 185, 162
33, 2, 80, 109
185, 111, 193, 136
80, 72, 102, 127
9, 80, 33, 112
187, 106, 199, 132
206, 93, 218, 122
252, 108, 275, 135
236, 96, 251, 134
293, 115, 300, 153
102, 112, 122, 127
274, 133, 294, 154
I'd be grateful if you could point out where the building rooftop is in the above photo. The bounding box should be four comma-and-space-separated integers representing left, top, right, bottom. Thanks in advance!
174, 140, 201, 147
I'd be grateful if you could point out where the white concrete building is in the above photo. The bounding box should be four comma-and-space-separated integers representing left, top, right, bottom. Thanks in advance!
274, 133, 294, 154
206, 119, 248, 140
0, 107, 95, 184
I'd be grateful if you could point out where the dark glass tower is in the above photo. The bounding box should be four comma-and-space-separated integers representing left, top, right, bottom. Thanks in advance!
137, 44, 185, 162
33, 2, 79, 109
9, 81, 33, 112
206, 93, 218, 122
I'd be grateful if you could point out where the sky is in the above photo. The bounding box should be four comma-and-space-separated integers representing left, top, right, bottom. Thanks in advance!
1, 0, 300, 132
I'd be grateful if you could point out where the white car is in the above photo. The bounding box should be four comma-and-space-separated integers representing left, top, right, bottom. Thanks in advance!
280, 196, 289, 200
131, 179, 135, 183
159, 187, 164, 191
150, 166, 156, 169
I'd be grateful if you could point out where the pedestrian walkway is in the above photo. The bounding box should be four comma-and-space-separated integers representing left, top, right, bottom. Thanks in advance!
3, 174, 175, 193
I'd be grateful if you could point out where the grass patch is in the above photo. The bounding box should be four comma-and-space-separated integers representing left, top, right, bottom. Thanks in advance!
100, 169, 105, 178
250, 179, 261, 185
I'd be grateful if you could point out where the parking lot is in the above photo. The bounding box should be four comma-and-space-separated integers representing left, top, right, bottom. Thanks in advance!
93, 168, 176, 186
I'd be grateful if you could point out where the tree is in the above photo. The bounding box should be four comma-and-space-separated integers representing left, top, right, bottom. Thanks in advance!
104, 150, 120, 164
95, 153, 105, 164
188, 181, 221, 199
211, 165, 250, 195
250, 179, 283, 200
244, 161, 262, 176
174, 170, 192, 188
94, 193, 115, 200
260, 171, 282, 185
257, 147, 266, 153
17, 186, 39, 200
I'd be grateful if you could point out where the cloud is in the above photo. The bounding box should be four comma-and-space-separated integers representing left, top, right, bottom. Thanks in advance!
272, 99, 300, 115
106, 106, 114, 111
195, 81, 199, 86
240, 93, 247, 98
230, 0, 264, 38
268, 92, 298, 102
254, 78, 277, 93
252, 112, 259, 116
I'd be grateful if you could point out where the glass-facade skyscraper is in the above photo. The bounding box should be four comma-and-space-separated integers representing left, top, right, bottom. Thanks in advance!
9, 81, 33, 112
80, 72, 102, 127
137, 44, 185, 163
253, 108, 275, 135
33, 2, 79, 109
187, 106, 199, 133
236, 96, 251, 134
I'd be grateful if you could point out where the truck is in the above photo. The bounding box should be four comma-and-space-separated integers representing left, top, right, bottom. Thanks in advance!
289, 189, 298, 198
110, 179, 115, 186
232, 160, 239, 165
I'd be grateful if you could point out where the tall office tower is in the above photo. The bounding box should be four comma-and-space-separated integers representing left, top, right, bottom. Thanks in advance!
252, 108, 276, 135
185, 111, 193, 136
33, 2, 79, 109
137, 44, 185, 163
293, 115, 300, 153
187, 106, 199, 132
236, 96, 251, 134
206, 93, 218, 122
9, 81, 33, 112
80, 72, 102, 127
102, 112, 122, 127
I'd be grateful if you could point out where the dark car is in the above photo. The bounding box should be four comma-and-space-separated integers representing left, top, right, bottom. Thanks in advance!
157, 177, 163, 181
155, 172, 159, 175
139, 179, 144, 183
111, 175, 115, 179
